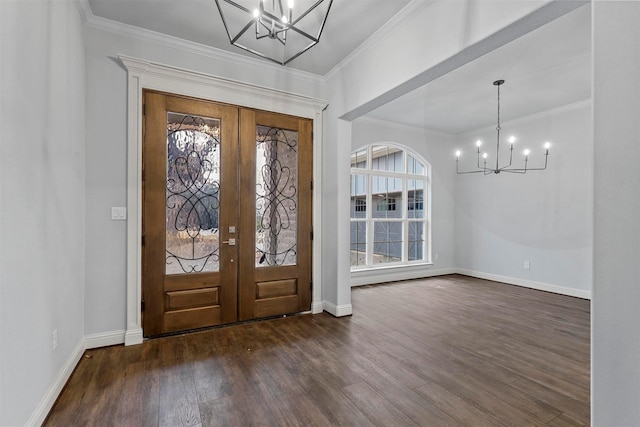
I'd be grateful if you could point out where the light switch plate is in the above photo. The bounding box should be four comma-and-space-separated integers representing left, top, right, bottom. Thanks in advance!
111, 207, 127, 220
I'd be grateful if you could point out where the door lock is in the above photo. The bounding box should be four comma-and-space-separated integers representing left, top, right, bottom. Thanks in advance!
222, 238, 236, 246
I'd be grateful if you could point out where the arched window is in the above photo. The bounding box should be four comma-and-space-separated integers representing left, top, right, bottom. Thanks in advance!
350, 144, 430, 269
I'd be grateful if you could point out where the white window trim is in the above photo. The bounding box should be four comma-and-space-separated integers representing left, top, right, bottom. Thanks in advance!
350, 143, 431, 272
119, 55, 327, 345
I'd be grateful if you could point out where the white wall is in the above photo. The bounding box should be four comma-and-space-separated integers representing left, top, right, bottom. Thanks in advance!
455, 104, 592, 297
322, 0, 585, 315
350, 118, 457, 285
0, 1, 86, 425
592, 2, 640, 425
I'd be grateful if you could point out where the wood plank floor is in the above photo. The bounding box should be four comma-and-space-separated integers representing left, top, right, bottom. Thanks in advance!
45, 275, 590, 426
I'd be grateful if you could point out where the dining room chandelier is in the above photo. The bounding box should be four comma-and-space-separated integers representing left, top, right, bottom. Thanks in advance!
456, 79, 551, 174
215, 0, 333, 66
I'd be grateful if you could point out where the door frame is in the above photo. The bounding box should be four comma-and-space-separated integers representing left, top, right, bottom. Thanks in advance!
120, 55, 327, 345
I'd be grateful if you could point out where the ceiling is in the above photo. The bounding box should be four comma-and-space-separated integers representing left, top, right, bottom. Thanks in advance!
365, 3, 592, 133
87, 0, 412, 75
87, 0, 591, 134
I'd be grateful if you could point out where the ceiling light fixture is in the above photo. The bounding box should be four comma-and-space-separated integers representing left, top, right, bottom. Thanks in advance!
215, 0, 333, 66
455, 80, 550, 174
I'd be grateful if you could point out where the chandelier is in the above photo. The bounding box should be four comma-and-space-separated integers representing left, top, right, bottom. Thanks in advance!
456, 79, 550, 174
215, 0, 333, 66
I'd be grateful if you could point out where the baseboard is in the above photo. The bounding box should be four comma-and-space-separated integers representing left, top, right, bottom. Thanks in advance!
351, 266, 456, 287
323, 301, 353, 317
124, 326, 144, 346
25, 339, 85, 427
85, 329, 126, 349
311, 301, 324, 314
455, 268, 592, 300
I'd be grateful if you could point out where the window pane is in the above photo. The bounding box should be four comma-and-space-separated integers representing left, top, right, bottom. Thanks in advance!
350, 148, 367, 169
350, 174, 367, 219
408, 179, 425, 219
372, 176, 402, 219
408, 154, 425, 175
372, 145, 403, 172
350, 221, 366, 267
166, 112, 221, 275
255, 125, 298, 267
373, 222, 402, 264
408, 221, 424, 261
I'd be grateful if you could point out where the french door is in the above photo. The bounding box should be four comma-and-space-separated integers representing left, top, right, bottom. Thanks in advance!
142, 91, 312, 337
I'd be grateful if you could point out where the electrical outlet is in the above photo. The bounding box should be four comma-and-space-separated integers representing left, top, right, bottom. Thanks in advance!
524, 261, 530, 269
53, 329, 58, 351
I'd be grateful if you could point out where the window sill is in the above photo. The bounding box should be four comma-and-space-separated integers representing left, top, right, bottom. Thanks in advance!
351, 262, 452, 287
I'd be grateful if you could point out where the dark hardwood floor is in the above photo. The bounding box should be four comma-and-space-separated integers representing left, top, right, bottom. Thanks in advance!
45, 274, 590, 426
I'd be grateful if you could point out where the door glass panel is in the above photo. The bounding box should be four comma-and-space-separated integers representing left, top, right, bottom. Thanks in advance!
165, 112, 221, 274
255, 125, 298, 267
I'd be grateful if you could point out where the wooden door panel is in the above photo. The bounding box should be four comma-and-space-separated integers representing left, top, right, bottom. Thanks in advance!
143, 93, 313, 336
164, 306, 221, 334
238, 109, 313, 321
143, 91, 238, 336
165, 288, 219, 310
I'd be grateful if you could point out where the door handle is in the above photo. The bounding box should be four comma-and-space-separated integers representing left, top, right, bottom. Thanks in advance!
222, 238, 236, 246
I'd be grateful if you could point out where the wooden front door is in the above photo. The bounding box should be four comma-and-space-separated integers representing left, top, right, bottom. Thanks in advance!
142, 91, 312, 337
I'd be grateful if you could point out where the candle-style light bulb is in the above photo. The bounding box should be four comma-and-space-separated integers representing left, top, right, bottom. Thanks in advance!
544, 142, 551, 153
508, 136, 516, 145
523, 149, 530, 157
455, 150, 461, 158
476, 140, 482, 147
483, 153, 488, 159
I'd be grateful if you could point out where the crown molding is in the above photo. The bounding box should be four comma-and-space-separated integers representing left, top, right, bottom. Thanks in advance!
75, 0, 324, 84
324, 0, 435, 80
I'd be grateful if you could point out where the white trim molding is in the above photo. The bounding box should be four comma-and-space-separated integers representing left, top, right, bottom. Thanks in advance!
119, 56, 328, 344
85, 330, 126, 349
351, 266, 456, 287
323, 301, 353, 317
25, 340, 85, 427
456, 268, 592, 300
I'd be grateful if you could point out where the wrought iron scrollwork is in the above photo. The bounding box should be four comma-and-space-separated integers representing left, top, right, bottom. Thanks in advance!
256, 126, 298, 267
166, 114, 221, 274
